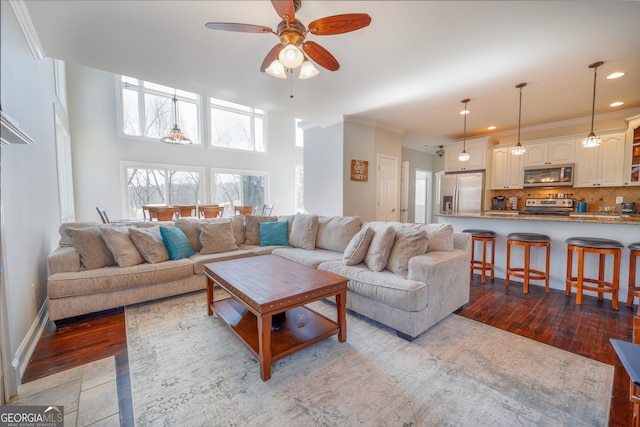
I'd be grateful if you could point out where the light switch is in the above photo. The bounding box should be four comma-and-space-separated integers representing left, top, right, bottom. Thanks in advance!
616, 196, 623, 204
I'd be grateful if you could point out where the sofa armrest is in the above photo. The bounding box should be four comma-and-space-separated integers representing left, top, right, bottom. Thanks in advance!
48, 246, 81, 275
453, 232, 471, 253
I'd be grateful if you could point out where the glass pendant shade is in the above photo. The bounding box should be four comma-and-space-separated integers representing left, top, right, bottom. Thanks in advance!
582, 61, 603, 148
265, 59, 287, 79
279, 44, 304, 69
582, 132, 601, 148
161, 95, 191, 145
299, 60, 319, 80
458, 150, 470, 162
511, 143, 526, 155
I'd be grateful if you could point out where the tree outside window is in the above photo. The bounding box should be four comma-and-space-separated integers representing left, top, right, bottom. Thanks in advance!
212, 171, 267, 216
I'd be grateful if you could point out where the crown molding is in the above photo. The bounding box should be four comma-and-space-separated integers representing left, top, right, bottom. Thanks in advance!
344, 115, 405, 135
8, 0, 44, 61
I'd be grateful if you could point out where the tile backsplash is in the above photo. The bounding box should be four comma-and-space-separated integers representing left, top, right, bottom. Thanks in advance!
489, 187, 639, 213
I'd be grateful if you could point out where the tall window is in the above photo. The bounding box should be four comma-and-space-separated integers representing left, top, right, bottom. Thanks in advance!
119, 76, 200, 144
295, 165, 305, 213
211, 170, 268, 216
210, 98, 265, 152
124, 164, 203, 218
295, 118, 304, 147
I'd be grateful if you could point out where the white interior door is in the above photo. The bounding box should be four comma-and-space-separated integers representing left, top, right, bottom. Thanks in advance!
376, 155, 398, 221
414, 169, 433, 224
400, 161, 409, 223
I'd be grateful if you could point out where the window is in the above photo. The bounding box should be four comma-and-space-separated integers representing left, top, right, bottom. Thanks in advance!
210, 98, 265, 152
295, 165, 305, 213
119, 76, 201, 144
124, 163, 203, 218
295, 118, 304, 147
211, 169, 268, 216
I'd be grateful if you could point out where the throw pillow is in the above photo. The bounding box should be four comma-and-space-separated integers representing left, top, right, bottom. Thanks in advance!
244, 215, 277, 245
343, 226, 375, 266
259, 221, 289, 246
100, 226, 145, 268
289, 213, 319, 250
66, 226, 116, 270
175, 218, 202, 252
58, 221, 99, 247
387, 229, 429, 278
199, 221, 238, 254
422, 223, 454, 252
229, 215, 246, 246
129, 227, 170, 264
364, 224, 396, 272
316, 216, 363, 253
160, 226, 195, 260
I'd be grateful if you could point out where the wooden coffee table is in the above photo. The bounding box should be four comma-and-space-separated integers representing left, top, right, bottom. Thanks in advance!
204, 255, 348, 381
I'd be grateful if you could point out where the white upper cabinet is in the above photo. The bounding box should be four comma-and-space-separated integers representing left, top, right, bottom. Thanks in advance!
523, 138, 575, 167
491, 145, 524, 189
444, 138, 494, 172
573, 132, 625, 187
623, 115, 640, 186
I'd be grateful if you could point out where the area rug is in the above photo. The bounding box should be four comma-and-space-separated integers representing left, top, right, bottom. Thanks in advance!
126, 291, 613, 426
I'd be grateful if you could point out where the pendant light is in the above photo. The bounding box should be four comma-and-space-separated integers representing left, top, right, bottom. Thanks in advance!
458, 99, 470, 162
582, 61, 604, 148
161, 94, 192, 145
511, 83, 527, 156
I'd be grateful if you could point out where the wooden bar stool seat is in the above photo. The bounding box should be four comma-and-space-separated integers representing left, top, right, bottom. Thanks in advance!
565, 237, 623, 310
506, 232, 550, 293
626, 242, 640, 314
462, 229, 496, 284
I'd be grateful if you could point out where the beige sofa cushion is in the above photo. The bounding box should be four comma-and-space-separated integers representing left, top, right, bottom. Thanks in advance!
199, 221, 238, 254
66, 226, 116, 270
129, 227, 170, 264
364, 224, 396, 272
289, 213, 319, 250
229, 215, 246, 246
343, 226, 374, 266
175, 218, 202, 252
387, 229, 429, 278
272, 248, 343, 268
316, 216, 362, 253
59, 221, 99, 247
244, 215, 277, 245
422, 223, 454, 252
100, 226, 145, 268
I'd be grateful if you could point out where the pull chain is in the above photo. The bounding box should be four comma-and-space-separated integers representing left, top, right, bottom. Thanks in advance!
290, 69, 294, 99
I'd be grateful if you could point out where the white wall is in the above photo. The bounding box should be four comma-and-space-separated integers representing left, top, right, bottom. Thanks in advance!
66, 63, 303, 221
1, 1, 62, 387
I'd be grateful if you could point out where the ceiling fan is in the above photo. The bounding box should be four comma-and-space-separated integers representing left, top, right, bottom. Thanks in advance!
205, 0, 371, 79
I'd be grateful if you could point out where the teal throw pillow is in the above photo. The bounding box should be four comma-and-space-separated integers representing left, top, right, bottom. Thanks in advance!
160, 226, 195, 260
259, 221, 289, 247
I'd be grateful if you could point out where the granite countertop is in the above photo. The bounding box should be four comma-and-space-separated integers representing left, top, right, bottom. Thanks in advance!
437, 211, 640, 225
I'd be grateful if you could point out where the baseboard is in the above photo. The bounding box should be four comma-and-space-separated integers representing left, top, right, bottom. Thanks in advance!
11, 297, 48, 381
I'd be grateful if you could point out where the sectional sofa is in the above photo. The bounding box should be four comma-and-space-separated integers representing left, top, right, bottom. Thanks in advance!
47, 213, 471, 340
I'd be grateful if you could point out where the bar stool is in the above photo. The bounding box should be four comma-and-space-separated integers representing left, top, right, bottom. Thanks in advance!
565, 237, 623, 310
462, 229, 496, 284
506, 233, 550, 293
626, 242, 640, 313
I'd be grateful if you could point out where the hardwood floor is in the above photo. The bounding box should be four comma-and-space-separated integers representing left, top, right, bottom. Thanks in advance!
22, 276, 635, 426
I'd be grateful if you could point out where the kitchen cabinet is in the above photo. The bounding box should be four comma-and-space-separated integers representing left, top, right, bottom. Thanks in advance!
444, 137, 494, 172
523, 138, 575, 167
574, 132, 625, 187
623, 115, 640, 186
491, 145, 524, 189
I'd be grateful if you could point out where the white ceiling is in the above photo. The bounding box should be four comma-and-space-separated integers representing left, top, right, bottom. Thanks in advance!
24, 1, 640, 152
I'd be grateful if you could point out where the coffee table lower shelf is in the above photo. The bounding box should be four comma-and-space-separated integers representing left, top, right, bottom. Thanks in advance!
212, 297, 340, 363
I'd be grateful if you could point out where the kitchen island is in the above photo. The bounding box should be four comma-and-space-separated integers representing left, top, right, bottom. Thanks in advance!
437, 212, 639, 302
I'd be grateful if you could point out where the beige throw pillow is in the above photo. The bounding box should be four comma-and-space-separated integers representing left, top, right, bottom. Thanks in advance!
59, 222, 99, 247
244, 215, 277, 245
67, 226, 116, 270
422, 223, 454, 252
199, 221, 238, 254
229, 215, 246, 246
387, 229, 429, 278
129, 227, 170, 264
316, 216, 362, 253
289, 213, 319, 250
100, 226, 145, 268
343, 226, 374, 266
175, 218, 202, 252
364, 224, 396, 272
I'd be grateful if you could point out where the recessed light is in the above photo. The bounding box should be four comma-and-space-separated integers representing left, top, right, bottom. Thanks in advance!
610, 101, 624, 107
487, 126, 496, 130
607, 72, 625, 79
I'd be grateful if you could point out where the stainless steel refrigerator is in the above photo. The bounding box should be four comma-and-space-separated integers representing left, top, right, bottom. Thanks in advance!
440, 171, 484, 215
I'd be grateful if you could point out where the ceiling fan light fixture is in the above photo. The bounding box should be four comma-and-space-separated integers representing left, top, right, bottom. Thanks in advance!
299, 59, 319, 79
265, 59, 287, 79
161, 95, 192, 145
279, 44, 304, 69
582, 61, 603, 148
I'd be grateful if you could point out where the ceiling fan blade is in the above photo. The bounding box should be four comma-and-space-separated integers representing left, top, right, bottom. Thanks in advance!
271, 0, 295, 22
302, 41, 339, 71
308, 14, 372, 35
205, 22, 273, 34
260, 44, 284, 72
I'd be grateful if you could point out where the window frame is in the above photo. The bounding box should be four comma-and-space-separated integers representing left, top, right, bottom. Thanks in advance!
209, 97, 267, 153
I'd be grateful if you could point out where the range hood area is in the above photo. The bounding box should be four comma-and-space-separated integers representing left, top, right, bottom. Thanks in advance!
523, 164, 574, 187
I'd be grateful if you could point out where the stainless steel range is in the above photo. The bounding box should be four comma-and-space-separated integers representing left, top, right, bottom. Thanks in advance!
519, 198, 574, 216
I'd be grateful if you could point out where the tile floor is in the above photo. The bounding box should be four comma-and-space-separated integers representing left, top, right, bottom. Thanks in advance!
6, 356, 119, 426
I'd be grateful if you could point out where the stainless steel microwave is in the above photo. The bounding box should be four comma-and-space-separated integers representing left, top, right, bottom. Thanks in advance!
523, 164, 574, 187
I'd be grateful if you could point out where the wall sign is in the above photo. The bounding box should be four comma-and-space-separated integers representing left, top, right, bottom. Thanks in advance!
351, 160, 368, 182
